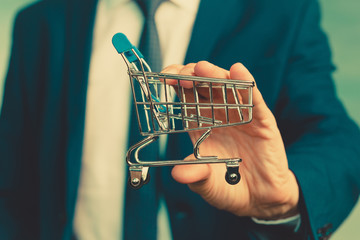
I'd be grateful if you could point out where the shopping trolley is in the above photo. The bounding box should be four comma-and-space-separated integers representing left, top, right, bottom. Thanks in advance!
112, 33, 255, 189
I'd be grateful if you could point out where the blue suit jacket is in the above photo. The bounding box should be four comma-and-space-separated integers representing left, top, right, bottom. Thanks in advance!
1, 0, 359, 239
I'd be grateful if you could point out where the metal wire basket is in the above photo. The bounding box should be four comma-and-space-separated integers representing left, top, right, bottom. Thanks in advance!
112, 33, 254, 189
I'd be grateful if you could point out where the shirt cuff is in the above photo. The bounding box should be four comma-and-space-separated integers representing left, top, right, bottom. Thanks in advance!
251, 214, 301, 232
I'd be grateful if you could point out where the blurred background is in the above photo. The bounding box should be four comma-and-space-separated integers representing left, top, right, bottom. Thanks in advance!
0, 0, 359, 238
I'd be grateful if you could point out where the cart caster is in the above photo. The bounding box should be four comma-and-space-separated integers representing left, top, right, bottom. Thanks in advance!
128, 176, 143, 190
225, 170, 240, 185
128, 173, 150, 189
225, 160, 241, 185
129, 166, 150, 189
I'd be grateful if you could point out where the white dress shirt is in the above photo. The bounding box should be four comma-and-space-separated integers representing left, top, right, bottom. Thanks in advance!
74, 0, 200, 239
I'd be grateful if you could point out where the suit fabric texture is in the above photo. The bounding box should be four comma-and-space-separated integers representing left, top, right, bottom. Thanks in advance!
0, 0, 359, 239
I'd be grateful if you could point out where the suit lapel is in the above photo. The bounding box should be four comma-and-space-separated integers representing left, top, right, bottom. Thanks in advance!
184, 0, 242, 66
62, 0, 98, 230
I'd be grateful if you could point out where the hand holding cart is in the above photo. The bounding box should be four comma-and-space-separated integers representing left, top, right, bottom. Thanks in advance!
112, 33, 254, 189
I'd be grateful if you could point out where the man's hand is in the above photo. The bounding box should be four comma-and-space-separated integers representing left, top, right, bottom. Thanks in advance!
162, 61, 299, 220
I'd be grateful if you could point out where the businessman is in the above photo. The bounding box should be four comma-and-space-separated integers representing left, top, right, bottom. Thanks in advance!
0, 0, 359, 239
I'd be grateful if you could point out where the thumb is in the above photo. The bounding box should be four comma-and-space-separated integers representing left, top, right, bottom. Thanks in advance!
171, 155, 211, 185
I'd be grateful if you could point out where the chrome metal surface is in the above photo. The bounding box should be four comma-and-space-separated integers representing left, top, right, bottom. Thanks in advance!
114, 35, 254, 187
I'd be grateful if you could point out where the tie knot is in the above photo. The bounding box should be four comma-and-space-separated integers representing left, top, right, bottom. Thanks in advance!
136, 0, 165, 18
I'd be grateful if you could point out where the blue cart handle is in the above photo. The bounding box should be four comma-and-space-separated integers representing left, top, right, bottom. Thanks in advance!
112, 33, 144, 63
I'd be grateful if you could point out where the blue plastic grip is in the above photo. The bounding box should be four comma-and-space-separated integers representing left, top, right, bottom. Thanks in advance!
151, 94, 167, 113
112, 33, 143, 63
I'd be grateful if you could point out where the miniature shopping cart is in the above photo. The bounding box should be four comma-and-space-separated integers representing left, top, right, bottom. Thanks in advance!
112, 33, 254, 189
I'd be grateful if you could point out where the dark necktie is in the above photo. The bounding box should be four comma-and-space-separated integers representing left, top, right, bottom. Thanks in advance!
137, 0, 165, 72
123, 1, 165, 239
127, 0, 165, 167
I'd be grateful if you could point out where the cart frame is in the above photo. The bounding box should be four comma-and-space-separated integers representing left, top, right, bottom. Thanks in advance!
112, 33, 254, 189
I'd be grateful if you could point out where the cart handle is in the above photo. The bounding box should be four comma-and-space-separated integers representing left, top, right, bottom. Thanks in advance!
112, 33, 143, 63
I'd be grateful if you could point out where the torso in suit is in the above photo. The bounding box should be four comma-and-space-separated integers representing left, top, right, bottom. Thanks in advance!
0, 0, 359, 239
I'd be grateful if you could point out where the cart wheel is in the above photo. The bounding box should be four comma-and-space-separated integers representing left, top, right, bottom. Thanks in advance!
225, 171, 241, 185
128, 176, 144, 190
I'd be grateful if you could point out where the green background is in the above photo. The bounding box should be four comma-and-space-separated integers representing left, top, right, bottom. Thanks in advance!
0, 0, 359, 238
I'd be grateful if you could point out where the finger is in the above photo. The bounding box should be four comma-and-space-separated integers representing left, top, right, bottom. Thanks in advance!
193, 61, 232, 101
178, 63, 196, 75
229, 63, 273, 121
161, 64, 184, 85
229, 62, 254, 81
229, 63, 253, 105
178, 63, 197, 88
161, 63, 197, 88
194, 61, 229, 79
161, 64, 184, 73
171, 155, 211, 184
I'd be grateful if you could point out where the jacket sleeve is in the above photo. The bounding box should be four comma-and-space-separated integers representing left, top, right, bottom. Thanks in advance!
274, 0, 360, 239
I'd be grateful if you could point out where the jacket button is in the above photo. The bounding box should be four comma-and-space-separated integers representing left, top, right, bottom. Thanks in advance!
174, 202, 193, 220
175, 211, 188, 220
